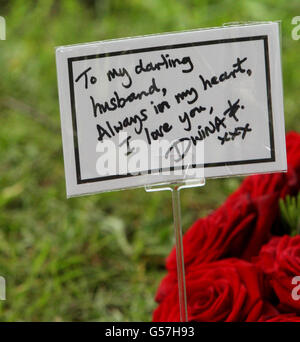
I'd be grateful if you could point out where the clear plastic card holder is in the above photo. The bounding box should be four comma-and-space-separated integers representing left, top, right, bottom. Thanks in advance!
143, 136, 205, 321
145, 178, 205, 322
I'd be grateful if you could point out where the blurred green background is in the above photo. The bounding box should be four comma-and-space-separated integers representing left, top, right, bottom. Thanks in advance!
0, 0, 299, 321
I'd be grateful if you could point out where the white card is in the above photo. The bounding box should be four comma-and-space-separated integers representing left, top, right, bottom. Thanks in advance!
56, 22, 286, 197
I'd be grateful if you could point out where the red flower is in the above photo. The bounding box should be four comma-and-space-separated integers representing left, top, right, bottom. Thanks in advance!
260, 314, 300, 322
153, 259, 277, 322
158, 191, 280, 303
154, 132, 300, 321
223, 132, 300, 259
166, 194, 256, 270
161, 132, 300, 289
254, 235, 300, 313
155, 194, 256, 302
237, 131, 300, 200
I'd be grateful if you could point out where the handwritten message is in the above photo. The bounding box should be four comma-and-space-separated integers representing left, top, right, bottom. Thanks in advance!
56, 23, 286, 197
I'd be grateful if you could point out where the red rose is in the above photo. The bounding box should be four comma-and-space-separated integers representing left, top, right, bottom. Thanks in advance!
286, 131, 300, 172
161, 190, 278, 303
165, 193, 280, 269
162, 132, 300, 283
153, 259, 276, 322
260, 314, 300, 322
155, 194, 257, 302
230, 131, 300, 257
218, 132, 300, 257
237, 131, 300, 200
154, 132, 300, 319
254, 235, 300, 313
166, 194, 256, 270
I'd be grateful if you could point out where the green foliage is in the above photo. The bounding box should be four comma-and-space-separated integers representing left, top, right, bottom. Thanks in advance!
0, 0, 299, 321
280, 192, 300, 236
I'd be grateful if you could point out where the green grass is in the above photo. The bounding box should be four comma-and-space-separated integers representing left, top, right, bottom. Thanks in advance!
0, 0, 299, 321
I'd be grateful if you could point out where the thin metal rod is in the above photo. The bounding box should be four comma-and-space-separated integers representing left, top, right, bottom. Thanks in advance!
171, 185, 188, 322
